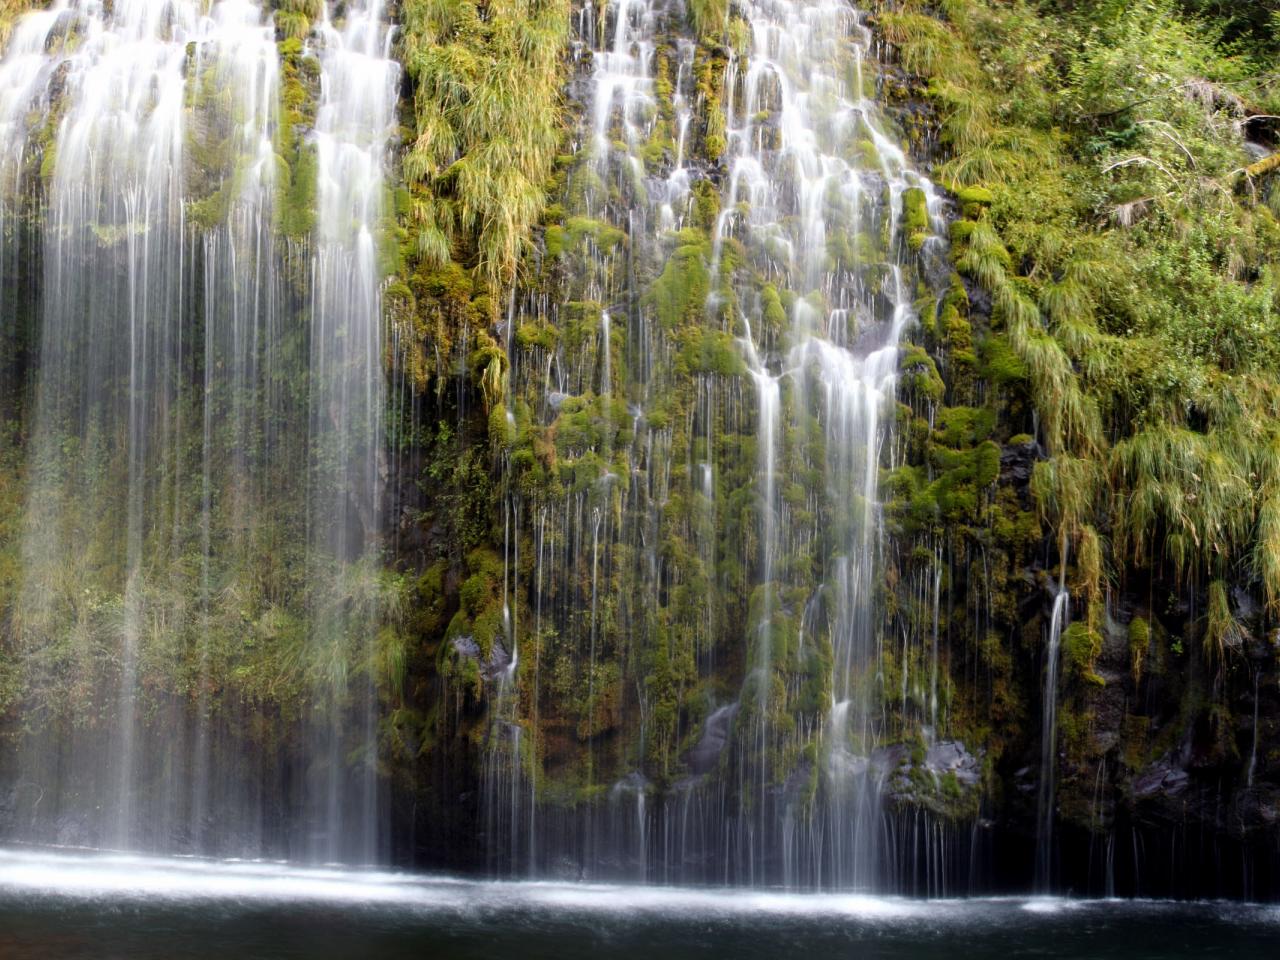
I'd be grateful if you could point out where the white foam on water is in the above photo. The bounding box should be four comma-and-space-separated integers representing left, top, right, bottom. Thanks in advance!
5, 847, 1276, 932
506, 881, 923, 918
1020, 898, 1079, 915
0, 847, 924, 918
0, 847, 459, 907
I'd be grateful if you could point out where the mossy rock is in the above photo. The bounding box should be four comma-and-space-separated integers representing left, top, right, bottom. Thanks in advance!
955, 185, 995, 206
1063, 621, 1104, 686
933, 405, 996, 447
904, 186, 930, 251
678, 329, 746, 377
979, 335, 1028, 385
949, 219, 977, 244
646, 239, 712, 331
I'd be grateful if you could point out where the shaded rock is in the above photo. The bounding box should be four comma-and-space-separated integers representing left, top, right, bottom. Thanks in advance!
998, 440, 1039, 491
1132, 757, 1190, 801
876, 740, 983, 818
684, 704, 738, 777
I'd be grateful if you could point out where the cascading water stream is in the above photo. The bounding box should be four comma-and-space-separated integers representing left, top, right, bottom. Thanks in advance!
307, 0, 398, 865
190, 0, 282, 852
1, 0, 955, 888
479, 0, 691, 877
479, 0, 947, 887
0, 0, 394, 863
0, 0, 1270, 910
719, 0, 944, 887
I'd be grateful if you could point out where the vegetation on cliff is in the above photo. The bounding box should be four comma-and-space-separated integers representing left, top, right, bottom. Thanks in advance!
879, 0, 1280, 854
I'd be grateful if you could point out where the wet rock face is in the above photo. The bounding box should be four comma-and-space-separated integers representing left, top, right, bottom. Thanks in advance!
999, 437, 1038, 487
925, 741, 983, 786
683, 704, 738, 777
1127, 752, 1280, 841
1237, 786, 1280, 832
873, 740, 983, 818
451, 635, 512, 682
1132, 757, 1190, 802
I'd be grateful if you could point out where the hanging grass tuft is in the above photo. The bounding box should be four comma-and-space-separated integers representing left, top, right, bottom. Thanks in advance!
401, 0, 570, 286
1204, 579, 1246, 663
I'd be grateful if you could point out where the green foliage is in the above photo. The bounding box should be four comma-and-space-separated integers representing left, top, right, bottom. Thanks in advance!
1204, 578, 1245, 663
885, 0, 1280, 609
275, 36, 319, 238
678, 329, 747, 377
0, 0, 37, 45
645, 237, 712, 330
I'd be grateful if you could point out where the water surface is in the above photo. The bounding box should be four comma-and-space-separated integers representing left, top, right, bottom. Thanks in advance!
0, 847, 1275, 959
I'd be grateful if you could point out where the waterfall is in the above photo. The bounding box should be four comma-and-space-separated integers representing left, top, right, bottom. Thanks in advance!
1036, 586, 1070, 889
0, 2, 64, 400
718, 0, 943, 888
307, 0, 398, 866
190, 0, 283, 853
0, 0, 394, 862
482, 0, 946, 887
19, 0, 226, 853
1, 0, 951, 885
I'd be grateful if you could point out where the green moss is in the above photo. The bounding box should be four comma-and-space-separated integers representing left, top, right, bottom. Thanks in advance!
949, 219, 977, 244
646, 239, 711, 331
1063, 621, 1104, 686
933, 406, 996, 447
274, 39, 318, 239
687, 0, 728, 39
691, 178, 721, 230
275, 10, 310, 38
678, 329, 746, 377
955, 185, 995, 218
978, 334, 1027, 385
565, 216, 626, 251
904, 186, 930, 251
544, 224, 566, 259
760, 283, 788, 337
899, 345, 945, 402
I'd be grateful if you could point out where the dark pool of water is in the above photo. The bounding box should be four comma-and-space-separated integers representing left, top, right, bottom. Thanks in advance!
0, 847, 1276, 959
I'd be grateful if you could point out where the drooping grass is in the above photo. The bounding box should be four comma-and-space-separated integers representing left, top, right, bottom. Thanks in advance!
1204, 578, 1246, 663
686, 0, 729, 40
401, 0, 571, 287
